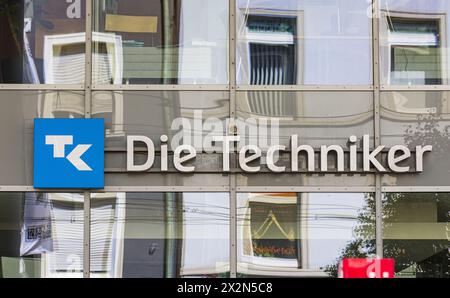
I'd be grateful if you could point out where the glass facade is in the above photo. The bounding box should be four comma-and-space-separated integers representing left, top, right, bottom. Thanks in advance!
0, 0, 86, 84
237, 193, 375, 277
0, 0, 449, 278
0, 193, 84, 278
90, 192, 230, 278
382, 193, 449, 278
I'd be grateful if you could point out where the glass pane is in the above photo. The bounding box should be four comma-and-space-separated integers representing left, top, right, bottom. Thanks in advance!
382, 193, 450, 278
90, 192, 230, 277
380, 91, 450, 186
0, 193, 84, 278
0, 0, 86, 84
0, 90, 84, 185
236, 0, 372, 85
92, 0, 228, 85
380, 0, 450, 85
92, 90, 229, 186
91, 90, 229, 149
236, 91, 374, 148
237, 174, 375, 187
237, 193, 375, 277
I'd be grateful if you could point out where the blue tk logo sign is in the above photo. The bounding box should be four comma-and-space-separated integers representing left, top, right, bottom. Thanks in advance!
34, 119, 104, 189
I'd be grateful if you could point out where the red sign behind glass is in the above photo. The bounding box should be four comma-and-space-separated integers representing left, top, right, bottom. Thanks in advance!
339, 258, 395, 278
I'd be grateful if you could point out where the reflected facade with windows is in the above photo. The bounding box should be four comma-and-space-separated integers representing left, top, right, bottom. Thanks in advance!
236, 0, 372, 85
90, 192, 230, 277
380, 0, 450, 85
92, 0, 228, 85
0, 193, 84, 278
0, 0, 86, 84
237, 193, 375, 277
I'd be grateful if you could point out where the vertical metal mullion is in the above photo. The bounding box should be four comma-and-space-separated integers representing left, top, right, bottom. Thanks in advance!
229, 0, 237, 278
83, 191, 91, 278
372, 0, 383, 259
85, 0, 93, 119
83, 0, 93, 278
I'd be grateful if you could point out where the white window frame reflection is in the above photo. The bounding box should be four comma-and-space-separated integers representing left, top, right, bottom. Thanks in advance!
237, 8, 304, 85
380, 10, 448, 86
44, 32, 123, 84
39, 193, 84, 278
237, 192, 375, 277
89, 192, 229, 278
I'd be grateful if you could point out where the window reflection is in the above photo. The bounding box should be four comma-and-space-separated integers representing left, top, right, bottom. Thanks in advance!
382, 193, 450, 278
0, 193, 83, 278
90, 192, 230, 278
0, 0, 86, 84
92, 0, 228, 85
380, 0, 450, 85
237, 193, 375, 277
236, 0, 372, 85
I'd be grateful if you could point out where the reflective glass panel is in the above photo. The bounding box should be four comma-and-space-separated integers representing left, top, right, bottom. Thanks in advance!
90, 192, 230, 277
0, 0, 86, 84
237, 192, 375, 277
91, 90, 229, 150
236, 91, 374, 148
0, 193, 84, 278
380, 0, 450, 85
92, 0, 228, 85
236, 0, 372, 85
381, 91, 450, 186
0, 90, 84, 185
383, 193, 450, 278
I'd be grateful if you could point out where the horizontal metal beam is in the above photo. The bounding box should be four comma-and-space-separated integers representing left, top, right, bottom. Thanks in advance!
236, 186, 376, 192
236, 85, 374, 91
0, 185, 229, 192
91, 84, 230, 91
0, 84, 85, 90
2, 84, 450, 92
3, 185, 450, 193
101, 186, 230, 192
382, 186, 450, 192
380, 85, 450, 91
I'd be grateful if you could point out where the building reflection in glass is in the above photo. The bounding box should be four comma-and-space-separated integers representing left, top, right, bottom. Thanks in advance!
92, 0, 229, 85
0, 193, 84, 278
90, 192, 230, 278
236, 0, 372, 85
237, 193, 376, 277
382, 193, 449, 278
0, 0, 86, 84
0, 192, 230, 278
380, 0, 450, 85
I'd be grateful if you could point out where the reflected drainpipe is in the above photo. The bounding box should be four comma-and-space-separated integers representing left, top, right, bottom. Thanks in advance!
161, 0, 175, 84
164, 192, 183, 277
